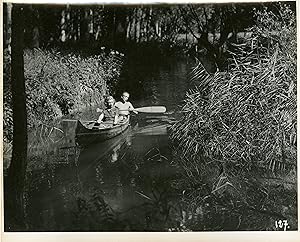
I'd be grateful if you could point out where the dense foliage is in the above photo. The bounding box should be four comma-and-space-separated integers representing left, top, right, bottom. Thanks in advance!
3, 4, 267, 58
171, 3, 296, 173
170, 3, 297, 231
3, 48, 123, 142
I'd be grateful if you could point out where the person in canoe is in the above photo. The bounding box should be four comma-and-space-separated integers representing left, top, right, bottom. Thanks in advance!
115, 91, 138, 121
96, 95, 119, 125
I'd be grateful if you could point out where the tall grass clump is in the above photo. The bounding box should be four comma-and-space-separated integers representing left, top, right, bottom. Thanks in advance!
170, 4, 297, 231
3, 48, 124, 142
171, 4, 296, 174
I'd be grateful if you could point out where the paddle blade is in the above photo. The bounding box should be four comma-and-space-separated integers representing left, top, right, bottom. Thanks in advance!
135, 106, 167, 114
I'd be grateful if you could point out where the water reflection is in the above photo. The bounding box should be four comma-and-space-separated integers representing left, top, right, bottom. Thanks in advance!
77, 120, 177, 207
21, 56, 191, 231
23, 115, 181, 231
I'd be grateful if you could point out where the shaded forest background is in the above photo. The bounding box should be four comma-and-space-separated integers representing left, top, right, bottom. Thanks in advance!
3, 3, 282, 61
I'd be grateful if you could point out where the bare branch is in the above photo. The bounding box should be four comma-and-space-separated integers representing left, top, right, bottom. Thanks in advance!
188, 4, 203, 33
179, 6, 200, 40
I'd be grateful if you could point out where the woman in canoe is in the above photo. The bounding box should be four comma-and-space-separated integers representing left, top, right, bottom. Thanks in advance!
115, 91, 138, 121
96, 96, 119, 125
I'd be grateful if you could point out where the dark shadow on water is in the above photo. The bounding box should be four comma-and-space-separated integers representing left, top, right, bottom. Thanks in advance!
20, 114, 182, 231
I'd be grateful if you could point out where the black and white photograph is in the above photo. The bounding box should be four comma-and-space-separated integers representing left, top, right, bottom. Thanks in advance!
1, 0, 298, 239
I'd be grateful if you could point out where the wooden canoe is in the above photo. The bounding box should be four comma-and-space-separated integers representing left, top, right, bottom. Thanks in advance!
75, 117, 130, 146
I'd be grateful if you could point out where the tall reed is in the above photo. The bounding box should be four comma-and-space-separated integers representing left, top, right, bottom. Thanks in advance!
171, 4, 296, 173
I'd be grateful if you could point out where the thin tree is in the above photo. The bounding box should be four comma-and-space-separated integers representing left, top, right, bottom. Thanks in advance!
5, 4, 28, 230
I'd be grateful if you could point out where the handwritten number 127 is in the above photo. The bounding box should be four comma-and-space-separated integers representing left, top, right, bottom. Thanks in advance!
275, 220, 289, 231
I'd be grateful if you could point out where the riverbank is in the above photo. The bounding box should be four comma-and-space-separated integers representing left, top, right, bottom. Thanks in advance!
3, 47, 124, 170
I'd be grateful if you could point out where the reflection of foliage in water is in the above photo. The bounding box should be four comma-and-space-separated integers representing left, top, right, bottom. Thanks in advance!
91, 143, 187, 231
24, 161, 129, 231
170, 149, 297, 231
28, 120, 78, 170
4, 118, 79, 173
21, 120, 82, 231
73, 191, 120, 231
123, 147, 185, 231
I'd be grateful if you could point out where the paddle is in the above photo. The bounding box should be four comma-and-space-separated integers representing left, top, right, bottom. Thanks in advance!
135, 106, 166, 113
62, 106, 167, 123
119, 106, 167, 114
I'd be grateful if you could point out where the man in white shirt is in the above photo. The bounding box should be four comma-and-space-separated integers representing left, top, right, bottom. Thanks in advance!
115, 92, 138, 120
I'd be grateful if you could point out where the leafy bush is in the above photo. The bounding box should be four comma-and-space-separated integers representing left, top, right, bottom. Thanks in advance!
171, 3, 296, 173
3, 48, 123, 142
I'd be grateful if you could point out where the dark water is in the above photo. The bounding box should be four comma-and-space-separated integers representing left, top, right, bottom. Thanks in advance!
22, 55, 194, 231
8, 53, 297, 232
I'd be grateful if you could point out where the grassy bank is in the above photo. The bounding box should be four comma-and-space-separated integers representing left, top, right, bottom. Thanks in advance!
3, 48, 124, 169
170, 4, 297, 230
4, 48, 123, 139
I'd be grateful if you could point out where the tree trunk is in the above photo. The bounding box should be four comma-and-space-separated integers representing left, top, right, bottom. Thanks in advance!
136, 8, 142, 43
141, 8, 147, 42
139, 8, 143, 42
74, 7, 80, 41
4, 3, 12, 53
60, 9, 66, 42
126, 15, 131, 40
113, 7, 127, 47
30, 5, 40, 48
132, 9, 136, 42
88, 9, 94, 35
5, 4, 28, 231
155, 20, 161, 39
32, 26, 40, 48
147, 7, 152, 41
79, 7, 89, 42
155, 21, 159, 38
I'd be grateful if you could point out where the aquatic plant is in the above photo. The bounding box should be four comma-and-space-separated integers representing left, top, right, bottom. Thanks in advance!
171, 3, 296, 174
170, 3, 297, 231
73, 192, 117, 231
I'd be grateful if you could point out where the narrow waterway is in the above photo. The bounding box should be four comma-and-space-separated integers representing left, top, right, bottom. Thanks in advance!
13, 51, 297, 232
23, 54, 195, 231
